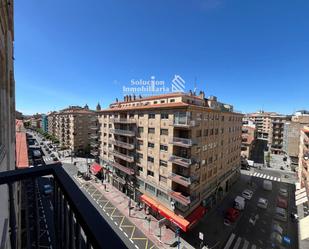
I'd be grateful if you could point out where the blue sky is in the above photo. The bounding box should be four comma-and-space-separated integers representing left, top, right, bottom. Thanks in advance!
15, 0, 309, 115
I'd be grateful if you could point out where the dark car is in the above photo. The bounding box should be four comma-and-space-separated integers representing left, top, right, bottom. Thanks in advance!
225, 208, 240, 222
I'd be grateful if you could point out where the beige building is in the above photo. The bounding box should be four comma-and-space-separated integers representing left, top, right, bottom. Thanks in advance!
47, 106, 97, 153
298, 126, 309, 196
241, 118, 256, 159
247, 111, 277, 142
98, 92, 242, 231
283, 111, 309, 165
0, 1, 21, 247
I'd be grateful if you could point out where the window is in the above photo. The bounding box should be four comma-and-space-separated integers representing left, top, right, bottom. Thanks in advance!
148, 142, 154, 148
149, 114, 155, 119
159, 176, 167, 184
221, 116, 224, 121
161, 113, 168, 119
210, 129, 214, 135
148, 128, 155, 134
160, 100, 165, 103
204, 129, 208, 137
145, 183, 155, 194
147, 170, 154, 177
148, 156, 154, 163
138, 166, 143, 172
170, 99, 175, 103
160, 129, 168, 135
138, 113, 144, 117
138, 127, 144, 133
154, 101, 158, 104
157, 189, 168, 199
137, 153, 143, 159
215, 128, 218, 135
160, 144, 168, 152
196, 129, 202, 137
160, 160, 167, 167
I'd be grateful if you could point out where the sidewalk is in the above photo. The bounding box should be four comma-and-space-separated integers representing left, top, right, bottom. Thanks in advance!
83, 177, 194, 249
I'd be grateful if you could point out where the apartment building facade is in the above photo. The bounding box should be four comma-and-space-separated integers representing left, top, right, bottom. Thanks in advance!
247, 111, 276, 141
241, 117, 256, 159
47, 106, 96, 153
269, 115, 291, 154
0, 1, 21, 247
98, 92, 242, 231
283, 111, 309, 166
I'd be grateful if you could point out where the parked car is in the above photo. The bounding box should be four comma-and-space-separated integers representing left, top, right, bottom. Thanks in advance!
257, 197, 268, 209
263, 180, 273, 191
43, 184, 53, 196
279, 188, 288, 197
274, 207, 287, 222
234, 196, 246, 210
249, 214, 259, 226
225, 208, 240, 222
277, 197, 288, 209
272, 222, 283, 235
242, 189, 253, 200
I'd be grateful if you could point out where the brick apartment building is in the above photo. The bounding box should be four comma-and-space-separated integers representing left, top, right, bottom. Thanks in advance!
97, 92, 242, 231
241, 117, 256, 159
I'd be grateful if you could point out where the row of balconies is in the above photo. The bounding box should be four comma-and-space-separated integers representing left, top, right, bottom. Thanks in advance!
110, 128, 135, 137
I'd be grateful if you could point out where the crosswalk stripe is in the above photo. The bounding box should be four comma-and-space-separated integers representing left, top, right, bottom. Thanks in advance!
266, 176, 270, 179
233, 237, 242, 249
256, 173, 261, 177
242, 240, 249, 249
277, 178, 281, 182
224, 233, 235, 249
270, 176, 274, 180
262, 174, 267, 179
253, 172, 257, 177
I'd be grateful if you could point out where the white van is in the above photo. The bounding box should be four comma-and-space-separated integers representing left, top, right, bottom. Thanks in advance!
234, 196, 245, 210
263, 180, 272, 191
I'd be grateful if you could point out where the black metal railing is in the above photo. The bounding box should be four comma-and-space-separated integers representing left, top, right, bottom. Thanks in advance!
0, 164, 127, 249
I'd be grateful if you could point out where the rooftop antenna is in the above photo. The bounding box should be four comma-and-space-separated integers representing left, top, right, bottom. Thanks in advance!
193, 77, 197, 94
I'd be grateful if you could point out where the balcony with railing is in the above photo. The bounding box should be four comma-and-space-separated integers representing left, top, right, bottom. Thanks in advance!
109, 149, 134, 162
109, 128, 135, 137
109, 138, 134, 150
110, 118, 136, 124
91, 149, 99, 156
168, 155, 197, 168
0, 165, 127, 249
171, 112, 199, 128
168, 173, 196, 187
90, 133, 99, 139
170, 137, 196, 148
169, 190, 191, 205
108, 160, 135, 175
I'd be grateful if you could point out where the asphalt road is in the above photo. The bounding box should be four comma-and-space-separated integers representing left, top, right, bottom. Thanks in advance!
182, 170, 298, 249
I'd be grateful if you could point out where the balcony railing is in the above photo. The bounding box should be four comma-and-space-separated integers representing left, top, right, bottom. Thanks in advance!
90, 141, 99, 147
108, 160, 135, 175
168, 173, 194, 187
110, 118, 136, 124
168, 155, 196, 168
109, 138, 135, 150
109, 129, 135, 137
90, 134, 99, 139
171, 119, 197, 128
170, 137, 196, 148
109, 149, 134, 162
91, 149, 99, 156
0, 165, 127, 249
169, 190, 191, 205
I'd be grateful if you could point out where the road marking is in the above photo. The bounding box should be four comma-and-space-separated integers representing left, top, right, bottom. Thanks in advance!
114, 221, 118, 225
124, 232, 128, 237
242, 240, 249, 249
278, 178, 281, 182
274, 177, 278, 181
130, 226, 136, 238
224, 233, 235, 249
256, 173, 261, 177
270, 176, 274, 180
266, 176, 270, 179
135, 245, 139, 249
233, 237, 242, 249
253, 172, 257, 177
129, 239, 134, 244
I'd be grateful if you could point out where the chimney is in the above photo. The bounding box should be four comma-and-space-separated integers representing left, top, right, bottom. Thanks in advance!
123, 96, 126, 101
133, 94, 136, 100
199, 91, 205, 99
189, 90, 192, 96
129, 95, 132, 101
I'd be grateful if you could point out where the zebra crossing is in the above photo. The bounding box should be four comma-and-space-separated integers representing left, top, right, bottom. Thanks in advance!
224, 233, 261, 249
250, 172, 281, 182
43, 156, 53, 162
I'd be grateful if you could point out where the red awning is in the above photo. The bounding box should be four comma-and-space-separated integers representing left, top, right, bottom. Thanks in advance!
90, 163, 102, 175
186, 206, 207, 229
140, 195, 190, 232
